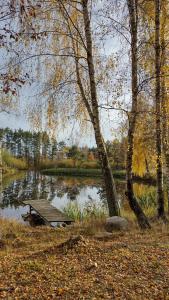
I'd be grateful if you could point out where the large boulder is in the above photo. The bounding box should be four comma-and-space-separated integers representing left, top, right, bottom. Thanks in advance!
105, 216, 129, 232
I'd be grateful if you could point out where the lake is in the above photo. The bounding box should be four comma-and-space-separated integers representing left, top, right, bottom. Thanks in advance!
0, 171, 156, 225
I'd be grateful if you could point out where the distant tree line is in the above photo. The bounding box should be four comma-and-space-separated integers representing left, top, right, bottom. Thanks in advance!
0, 128, 65, 168
0, 128, 126, 170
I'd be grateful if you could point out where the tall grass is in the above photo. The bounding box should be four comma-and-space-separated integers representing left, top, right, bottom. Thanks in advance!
122, 190, 169, 221
0, 217, 26, 237
138, 191, 156, 210
63, 200, 108, 221
2, 150, 28, 170
63, 190, 165, 223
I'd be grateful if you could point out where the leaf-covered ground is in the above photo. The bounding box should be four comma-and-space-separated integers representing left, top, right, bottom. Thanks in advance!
0, 220, 169, 299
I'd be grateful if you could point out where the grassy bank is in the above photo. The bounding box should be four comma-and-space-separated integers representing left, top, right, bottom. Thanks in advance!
41, 168, 126, 179
62, 192, 162, 222
41, 168, 156, 185
1, 150, 28, 181
2, 150, 28, 174
0, 218, 169, 299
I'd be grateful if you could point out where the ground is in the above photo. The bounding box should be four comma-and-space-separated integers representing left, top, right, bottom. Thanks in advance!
0, 219, 169, 300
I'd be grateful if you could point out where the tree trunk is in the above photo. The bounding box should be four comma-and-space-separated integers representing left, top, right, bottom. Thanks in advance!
161, 68, 169, 213
161, 1, 169, 213
126, 0, 151, 229
81, 0, 119, 216
155, 0, 165, 219
0, 141, 2, 204
165, 154, 169, 212
126, 125, 150, 229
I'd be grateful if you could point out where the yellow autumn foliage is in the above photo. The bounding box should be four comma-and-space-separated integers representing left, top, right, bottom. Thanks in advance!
133, 101, 156, 176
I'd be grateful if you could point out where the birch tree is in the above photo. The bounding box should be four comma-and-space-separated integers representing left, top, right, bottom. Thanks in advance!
125, 0, 150, 228
161, 0, 169, 213
154, 0, 166, 220
57, 0, 120, 216
99, 0, 151, 228
10, 0, 120, 216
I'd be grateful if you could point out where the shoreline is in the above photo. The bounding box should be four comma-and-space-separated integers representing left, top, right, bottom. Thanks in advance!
41, 168, 156, 185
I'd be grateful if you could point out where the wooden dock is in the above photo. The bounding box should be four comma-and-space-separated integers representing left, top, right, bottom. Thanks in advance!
23, 199, 74, 225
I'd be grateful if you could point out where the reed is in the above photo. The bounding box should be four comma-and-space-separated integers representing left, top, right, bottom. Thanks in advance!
63, 200, 108, 221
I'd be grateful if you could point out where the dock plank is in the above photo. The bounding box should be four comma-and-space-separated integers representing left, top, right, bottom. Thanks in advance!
23, 199, 73, 223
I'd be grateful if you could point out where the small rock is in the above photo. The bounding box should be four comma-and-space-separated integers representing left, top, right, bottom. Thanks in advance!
105, 216, 129, 232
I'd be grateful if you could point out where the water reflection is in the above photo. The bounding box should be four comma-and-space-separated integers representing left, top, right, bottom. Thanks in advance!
0, 171, 156, 224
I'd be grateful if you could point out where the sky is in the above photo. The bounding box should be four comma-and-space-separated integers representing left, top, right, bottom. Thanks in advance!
0, 102, 123, 146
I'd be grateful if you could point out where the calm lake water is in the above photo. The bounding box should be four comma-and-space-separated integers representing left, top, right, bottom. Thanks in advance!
0, 171, 156, 225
